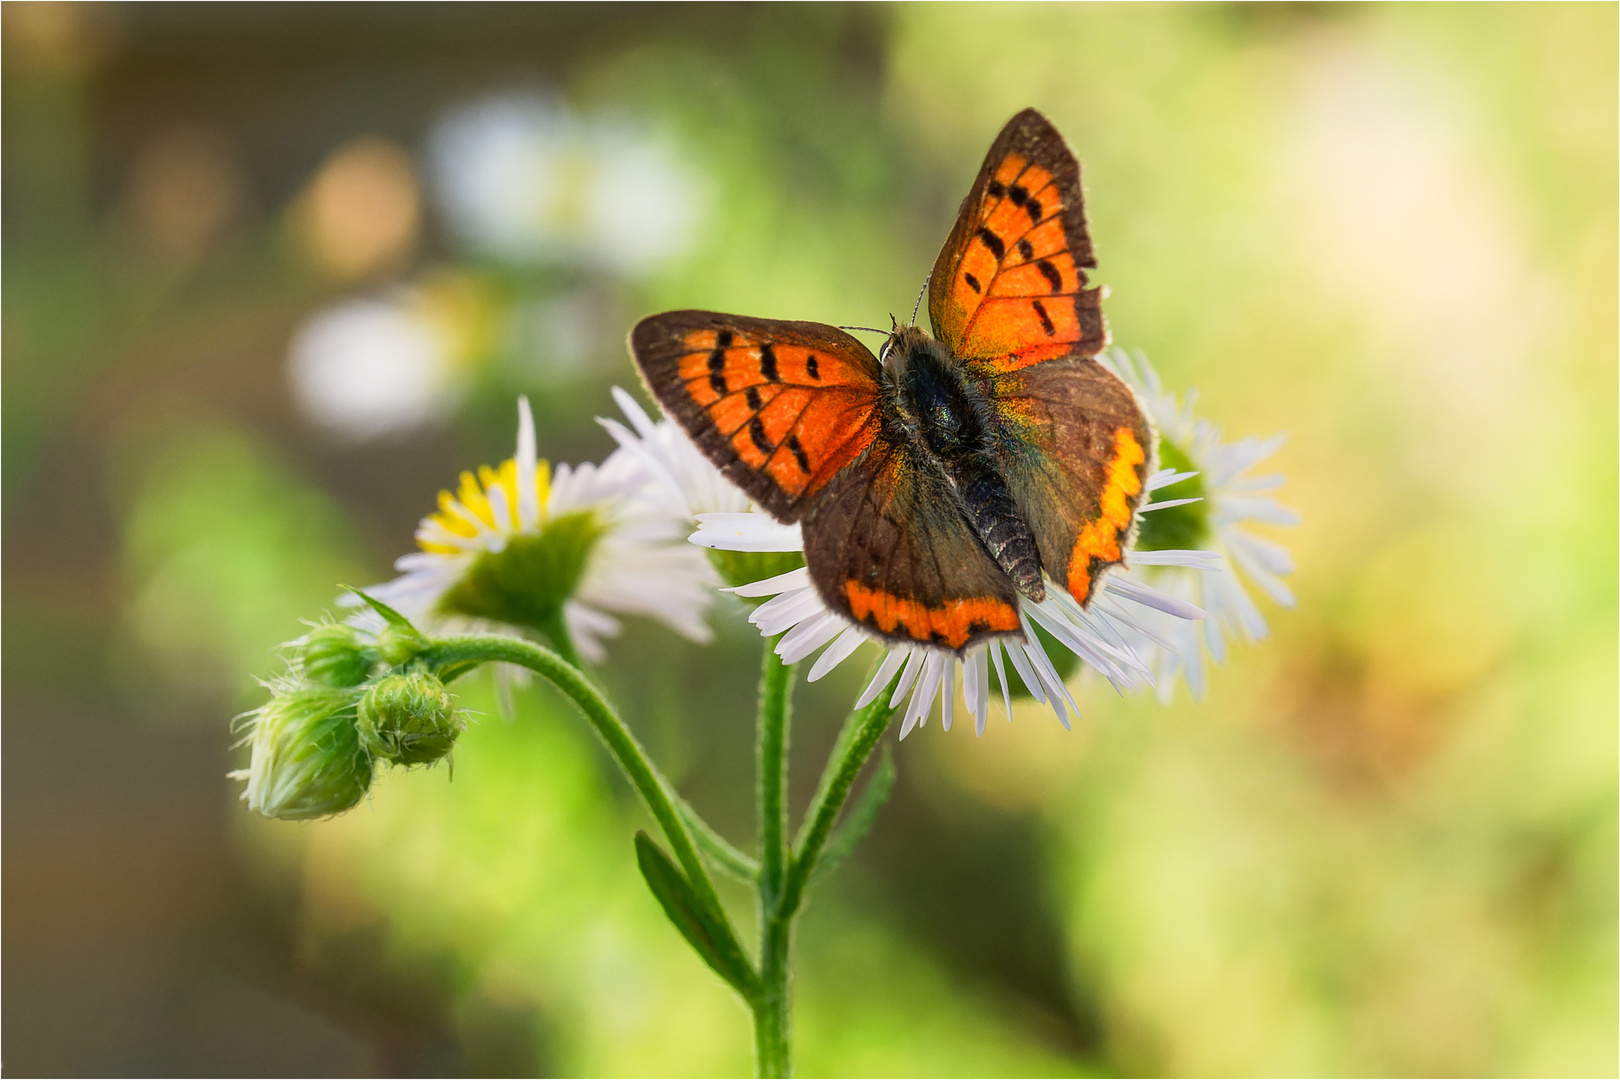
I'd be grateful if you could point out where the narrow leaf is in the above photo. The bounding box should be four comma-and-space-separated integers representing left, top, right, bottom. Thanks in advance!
809, 748, 896, 886
633, 832, 758, 996
676, 798, 759, 882
343, 586, 414, 629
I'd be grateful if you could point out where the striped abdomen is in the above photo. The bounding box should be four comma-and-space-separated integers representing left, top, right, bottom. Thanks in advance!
952, 456, 1046, 603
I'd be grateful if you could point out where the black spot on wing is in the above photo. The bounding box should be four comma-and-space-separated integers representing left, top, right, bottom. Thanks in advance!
1017, 238, 1033, 262
1023, 197, 1043, 225
1032, 299, 1055, 336
1036, 260, 1063, 291
717, 329, 734, 348
748, 417, 774, 456
745, 385, 763, 411
785, 434, 810, 474
1008, 184, 1028, 206
760, 342, 780, 383
805, 353, 820, 380
964, 272, 981, 294
987, 179, 1006, 199
975, 226, 1005, 260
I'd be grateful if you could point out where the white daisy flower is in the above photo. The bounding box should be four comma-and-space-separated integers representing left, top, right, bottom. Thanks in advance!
599, 387, 804, 587
603, 389, 1218, 738
1100, 348, 1299, 702
351, 397, 715, 664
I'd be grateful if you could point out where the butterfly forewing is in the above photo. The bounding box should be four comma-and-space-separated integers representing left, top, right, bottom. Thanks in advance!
983, 358, 1153, 606
803, 438, 1023, 652
631, 312, 886, 521
928, 108, 1107, 371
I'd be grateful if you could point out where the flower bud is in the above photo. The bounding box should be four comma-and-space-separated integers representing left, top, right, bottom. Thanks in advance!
301, 623, 376, 687
239, 687, 372, 820
358, 671, 462, 766
376, 621, 429, 666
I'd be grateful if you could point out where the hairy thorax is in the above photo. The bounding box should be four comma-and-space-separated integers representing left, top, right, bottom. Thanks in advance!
882, 326, 1047, 602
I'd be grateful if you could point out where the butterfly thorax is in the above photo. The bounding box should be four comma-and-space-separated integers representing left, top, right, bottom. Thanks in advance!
883, 326, 1047, 604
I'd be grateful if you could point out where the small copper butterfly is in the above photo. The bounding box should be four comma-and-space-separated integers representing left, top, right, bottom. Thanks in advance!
631, 108, 1152, 653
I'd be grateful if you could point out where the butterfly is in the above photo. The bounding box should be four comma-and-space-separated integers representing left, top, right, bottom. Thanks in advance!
630, 108, 1153, 655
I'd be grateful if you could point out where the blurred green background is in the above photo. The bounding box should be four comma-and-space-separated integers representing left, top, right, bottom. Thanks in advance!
4, 3, 1614, 1075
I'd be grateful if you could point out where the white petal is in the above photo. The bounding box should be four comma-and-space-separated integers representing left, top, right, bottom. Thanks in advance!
750, 586, 826, 636
1105, 576, 1208, 620
1130, 549, 1224, 570
889, 647, 927, 709
808, 624, 868, 682
690, 513, 804, 552
729, 566, 810, 599
1218, 496, 1301, 527
1001, 633, 1046, 704
963, 649, 983, 735
989, 639, 1013, 721
1147, 468, 1200, 491
515, 397, 540, 530
777, 609, 844, 664
1137, 496, 1203, 513
857, 647, 910, 709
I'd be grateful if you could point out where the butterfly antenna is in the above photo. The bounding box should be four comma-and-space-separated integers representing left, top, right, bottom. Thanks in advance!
838, 325, 889, 337
909, 272, 930, 327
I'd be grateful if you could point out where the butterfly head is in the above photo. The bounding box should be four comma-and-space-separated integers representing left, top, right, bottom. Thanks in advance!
878, 323, 939, 376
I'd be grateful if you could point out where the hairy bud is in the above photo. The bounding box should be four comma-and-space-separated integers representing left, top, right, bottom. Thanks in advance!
301, 623, 376, 687
238, 687, 372, 820
358, 671, 462, 766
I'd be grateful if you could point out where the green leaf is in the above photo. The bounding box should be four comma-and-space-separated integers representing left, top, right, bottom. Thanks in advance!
809, 747, 896, 886
342, 586, 415, 629
433, 659, 481, 684
633, 831, 758, 997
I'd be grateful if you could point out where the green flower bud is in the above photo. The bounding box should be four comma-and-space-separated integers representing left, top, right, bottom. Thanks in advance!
376, 621, 429, 666
358, 671, 462, 766
239, 687, 372, 820
300, 623, 376, 687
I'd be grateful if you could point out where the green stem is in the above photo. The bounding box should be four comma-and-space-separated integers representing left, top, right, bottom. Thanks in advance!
532, 607, 583, 670
420, 635, 728, 927
754, 642, 794, 1077
783, 694, 895, 920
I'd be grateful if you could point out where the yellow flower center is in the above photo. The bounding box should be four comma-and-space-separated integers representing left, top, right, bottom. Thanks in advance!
420, 456, 552, 552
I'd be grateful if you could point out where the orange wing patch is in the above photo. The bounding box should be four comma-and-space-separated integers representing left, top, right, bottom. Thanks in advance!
844, 581, 1021, 650
1065, 426, 1146, 603
929, 109, 1107, 374
653, 321, 882, 507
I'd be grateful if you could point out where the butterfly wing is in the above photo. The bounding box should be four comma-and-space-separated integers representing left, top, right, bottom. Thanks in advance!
982, 357, 1153, 605
803, 436, 1023, 653
928, 108, 1106, 372
631, 311, 885, 521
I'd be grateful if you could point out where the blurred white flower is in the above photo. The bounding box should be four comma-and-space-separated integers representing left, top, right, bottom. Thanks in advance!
352, 398, 715, 664
426, 93, 703, 274
288, 292, 460, 440
1101, 349, 1299, 702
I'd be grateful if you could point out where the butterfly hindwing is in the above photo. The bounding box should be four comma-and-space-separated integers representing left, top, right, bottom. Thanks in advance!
983, 358, 1153, 605
928, 108, 1106, 371
631, 311, 885, 521
802, 437, 1023, 652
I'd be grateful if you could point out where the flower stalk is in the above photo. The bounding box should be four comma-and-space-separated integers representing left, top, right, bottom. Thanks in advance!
417, 628, 894, 1078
